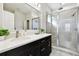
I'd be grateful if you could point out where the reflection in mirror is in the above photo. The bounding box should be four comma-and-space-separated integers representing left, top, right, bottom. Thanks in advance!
27, 20, 30, 30
2, 10, 14, 31
32, 17, 40, 30
3, 3, 40, 31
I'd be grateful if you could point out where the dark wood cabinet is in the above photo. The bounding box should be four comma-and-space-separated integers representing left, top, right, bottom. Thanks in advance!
30, 45, 41, 56
0, 35, 51, 56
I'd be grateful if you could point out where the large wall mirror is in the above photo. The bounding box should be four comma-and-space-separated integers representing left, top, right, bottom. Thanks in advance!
2, 3, 40, 31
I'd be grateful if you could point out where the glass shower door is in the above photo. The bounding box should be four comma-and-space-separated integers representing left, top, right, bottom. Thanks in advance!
58, 16, 78, 52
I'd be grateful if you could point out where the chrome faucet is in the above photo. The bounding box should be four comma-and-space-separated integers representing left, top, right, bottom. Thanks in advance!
16, 31, 19, 38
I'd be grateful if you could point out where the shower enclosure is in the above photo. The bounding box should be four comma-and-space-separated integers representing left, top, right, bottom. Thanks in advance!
47, 7, 79, 55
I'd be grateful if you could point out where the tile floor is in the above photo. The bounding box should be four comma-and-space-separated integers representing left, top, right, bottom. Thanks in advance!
50, 47, 77, 56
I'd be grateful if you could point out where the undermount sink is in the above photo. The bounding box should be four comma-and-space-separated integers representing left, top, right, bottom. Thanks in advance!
17, 36, 32, 40
35, 33, 40, 35
25, 37, 32, 39
0, 34, 37, 43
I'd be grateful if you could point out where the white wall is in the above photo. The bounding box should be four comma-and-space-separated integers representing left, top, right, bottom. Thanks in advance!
0, 3, 3, 11
40, 4, 52, 32
0, 12, 3, 27
2, 11, 14, 30
14, 10, 26, 30
0, 3, 3, 27
40, 4, 46, 32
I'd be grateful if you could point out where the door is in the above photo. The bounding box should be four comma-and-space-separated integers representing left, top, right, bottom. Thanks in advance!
58, 16, 78, 52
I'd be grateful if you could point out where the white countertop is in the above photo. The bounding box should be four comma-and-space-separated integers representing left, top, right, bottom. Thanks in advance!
0, 33, 51, 54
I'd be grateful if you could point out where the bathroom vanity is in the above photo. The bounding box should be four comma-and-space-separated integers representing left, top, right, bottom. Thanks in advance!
0, 34, 51, 56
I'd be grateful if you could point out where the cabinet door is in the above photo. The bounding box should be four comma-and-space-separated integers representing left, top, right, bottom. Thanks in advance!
6, 46, 26, 56
40, 36, 51, 56
30, 45, 40, 56
40, 46, 51, 56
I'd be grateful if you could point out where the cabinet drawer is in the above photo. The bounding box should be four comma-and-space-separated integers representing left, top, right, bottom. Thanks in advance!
27, 40, 40, 47
40, 36, 51, 43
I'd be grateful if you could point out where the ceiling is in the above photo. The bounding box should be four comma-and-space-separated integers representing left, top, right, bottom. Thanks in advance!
47, 3, 78, 11
59, 8, 77, 19
3, 3, 39, 15
46, 3, 79, 18
3, 3, 79, 18
4, 3, 32, 14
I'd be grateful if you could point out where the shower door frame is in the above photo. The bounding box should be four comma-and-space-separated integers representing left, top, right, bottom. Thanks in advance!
57, 8, 79, 52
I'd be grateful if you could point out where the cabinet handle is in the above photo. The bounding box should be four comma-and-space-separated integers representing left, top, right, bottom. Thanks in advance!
41, 48, 45, 52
